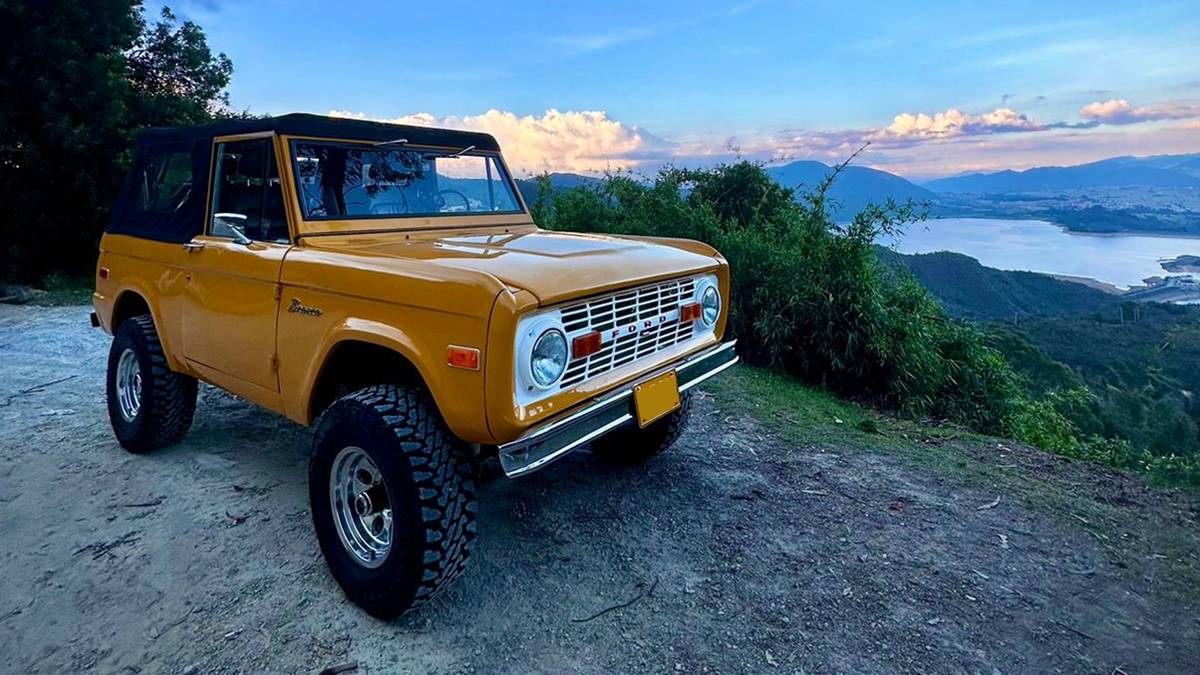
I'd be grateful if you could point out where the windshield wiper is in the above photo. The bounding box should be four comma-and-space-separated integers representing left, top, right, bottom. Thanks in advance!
423, 145, 477, 160
373, 137, 408, 147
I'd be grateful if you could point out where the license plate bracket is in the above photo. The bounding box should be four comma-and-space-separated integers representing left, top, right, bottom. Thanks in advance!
633, 370, 681, 428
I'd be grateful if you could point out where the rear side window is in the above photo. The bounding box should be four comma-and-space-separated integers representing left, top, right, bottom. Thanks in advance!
133, 149, 193, 214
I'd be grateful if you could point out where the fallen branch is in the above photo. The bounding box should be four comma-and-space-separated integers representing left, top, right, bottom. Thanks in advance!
1053, 619, 1096, 641
0, 375, 76, 407
318, 664, 358, 675
73, 531, 141, 560
976, 497, 1001, 511
807, 471, 866, 504
572, 578, 659, 623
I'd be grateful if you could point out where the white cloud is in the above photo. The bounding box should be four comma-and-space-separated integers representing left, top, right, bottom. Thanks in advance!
328, 98, 1200, 180
329, 109, 667, 175
870, 107, 1042, 140
1079, 98, 1200, 124
547, 26, 656, 53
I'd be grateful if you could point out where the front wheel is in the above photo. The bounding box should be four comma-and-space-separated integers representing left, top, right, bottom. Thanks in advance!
309, 384, 477, 619
591, 389, 693, 465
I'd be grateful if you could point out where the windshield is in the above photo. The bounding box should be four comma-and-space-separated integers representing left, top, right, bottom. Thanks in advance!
290, 140, 522, 220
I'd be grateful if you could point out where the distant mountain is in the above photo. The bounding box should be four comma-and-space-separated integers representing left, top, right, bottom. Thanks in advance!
512, 164, 933, 218
876, 249, 1122, 321
766, 161, 936, 216
925, 154, 1200, 193
515, 173, 601, 207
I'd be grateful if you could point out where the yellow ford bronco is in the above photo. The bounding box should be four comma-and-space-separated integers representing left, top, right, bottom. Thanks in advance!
93, 113, 737, 617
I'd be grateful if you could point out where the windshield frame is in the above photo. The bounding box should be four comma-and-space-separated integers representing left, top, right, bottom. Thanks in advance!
280, 134, 531, 237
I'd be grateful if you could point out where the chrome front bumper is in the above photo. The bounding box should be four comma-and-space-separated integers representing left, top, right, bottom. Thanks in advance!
498, 340, 738, 477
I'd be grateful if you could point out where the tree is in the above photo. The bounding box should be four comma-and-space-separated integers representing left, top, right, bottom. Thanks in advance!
0, 1, 234, 284
126, 7, 234, 126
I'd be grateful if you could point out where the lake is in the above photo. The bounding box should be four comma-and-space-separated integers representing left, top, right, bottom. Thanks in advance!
880, 218, 1200, 289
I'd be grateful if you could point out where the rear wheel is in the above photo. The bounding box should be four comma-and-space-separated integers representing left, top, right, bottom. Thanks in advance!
592, 390, 693, 465
309, 384, 477, 619
106, 315, 197, 453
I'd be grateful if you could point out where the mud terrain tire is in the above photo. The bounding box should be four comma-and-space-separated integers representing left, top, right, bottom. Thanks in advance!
310, 384, 477, 619
106, 315, 197, 453
592, 389, 693, 465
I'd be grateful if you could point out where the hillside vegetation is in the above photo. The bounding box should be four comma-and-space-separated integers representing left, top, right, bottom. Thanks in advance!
531, 163, 1200, 486
878, 249, 1122, 321
881, 246, 1200, 483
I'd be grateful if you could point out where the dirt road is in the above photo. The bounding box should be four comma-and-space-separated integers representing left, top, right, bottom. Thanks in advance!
1, 305, 1197, 674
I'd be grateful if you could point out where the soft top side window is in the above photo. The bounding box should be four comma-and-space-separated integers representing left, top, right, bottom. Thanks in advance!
209, 138, 289, 243
134, 148, 193, 214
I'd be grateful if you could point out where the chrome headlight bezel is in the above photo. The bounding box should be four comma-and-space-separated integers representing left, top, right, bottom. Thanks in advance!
515, 313, 568, 402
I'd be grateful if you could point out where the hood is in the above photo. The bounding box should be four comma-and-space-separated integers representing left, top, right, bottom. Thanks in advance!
305, 227, 719, 305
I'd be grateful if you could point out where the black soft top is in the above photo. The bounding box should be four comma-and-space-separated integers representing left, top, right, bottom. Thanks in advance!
108, 114, 500, 243
134, 112, 501, 151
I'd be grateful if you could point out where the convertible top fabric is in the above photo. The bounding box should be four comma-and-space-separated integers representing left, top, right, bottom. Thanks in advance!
108, 114, 501, 242
131, 113, 501, 150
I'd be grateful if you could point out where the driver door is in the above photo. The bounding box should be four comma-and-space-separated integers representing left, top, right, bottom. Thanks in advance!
181, 135, 290, 393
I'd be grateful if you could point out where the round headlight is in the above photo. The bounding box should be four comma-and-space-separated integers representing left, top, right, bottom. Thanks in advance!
701, 285, 720, 326
530, 329, 568, 388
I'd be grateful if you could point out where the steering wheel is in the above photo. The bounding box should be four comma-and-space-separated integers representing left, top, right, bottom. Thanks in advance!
369, 189, 409, 215
437, 189, 471, 212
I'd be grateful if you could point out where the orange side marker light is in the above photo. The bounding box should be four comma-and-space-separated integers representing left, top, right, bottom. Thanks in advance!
447, 345, 480, 370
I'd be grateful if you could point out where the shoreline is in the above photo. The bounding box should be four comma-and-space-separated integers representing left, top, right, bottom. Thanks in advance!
930, 215, 1200, 243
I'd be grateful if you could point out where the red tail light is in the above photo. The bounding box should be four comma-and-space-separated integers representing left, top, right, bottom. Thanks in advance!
571, 331, 602, 359
679, 302, 701, 323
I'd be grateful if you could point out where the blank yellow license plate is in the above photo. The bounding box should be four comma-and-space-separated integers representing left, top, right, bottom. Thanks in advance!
633, 370, 681, 428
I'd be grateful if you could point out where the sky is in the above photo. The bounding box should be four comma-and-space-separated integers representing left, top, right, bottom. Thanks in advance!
155, 0, 1200, 181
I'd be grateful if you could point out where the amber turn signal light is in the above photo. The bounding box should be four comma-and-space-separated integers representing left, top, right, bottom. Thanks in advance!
571, 331, 602, 360
446, 345, 480, 370
679, 302, 702, 323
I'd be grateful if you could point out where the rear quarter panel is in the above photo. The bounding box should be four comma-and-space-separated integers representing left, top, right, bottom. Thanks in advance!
93, 234, 192, 373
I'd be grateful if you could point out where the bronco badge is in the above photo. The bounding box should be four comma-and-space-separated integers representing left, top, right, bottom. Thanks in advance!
287, 298, 323, 317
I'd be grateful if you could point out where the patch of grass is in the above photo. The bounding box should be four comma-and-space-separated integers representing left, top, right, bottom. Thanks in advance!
36, 273, 93, 306
710, 364, 1200, 604
705, 365, 883, 447
707, 364, 977, 454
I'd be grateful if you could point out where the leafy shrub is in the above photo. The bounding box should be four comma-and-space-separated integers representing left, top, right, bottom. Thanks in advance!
534, 161, 1200, 485
538, 162, 1021, 432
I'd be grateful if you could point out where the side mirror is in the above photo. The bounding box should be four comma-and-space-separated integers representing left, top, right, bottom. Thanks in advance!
213, 212, 252, 246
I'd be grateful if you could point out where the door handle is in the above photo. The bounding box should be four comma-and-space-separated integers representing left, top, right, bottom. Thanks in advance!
182, 241, 206, 252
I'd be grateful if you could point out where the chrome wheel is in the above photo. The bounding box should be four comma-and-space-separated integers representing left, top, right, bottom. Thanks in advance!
330, 446, 393, 568
115, 348, 142, 422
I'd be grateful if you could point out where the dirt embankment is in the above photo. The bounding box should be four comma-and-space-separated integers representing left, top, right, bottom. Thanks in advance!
1, 305, 1197, 674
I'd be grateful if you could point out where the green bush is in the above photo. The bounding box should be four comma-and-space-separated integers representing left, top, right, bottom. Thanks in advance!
534, 161, 1200, 486
539, 163, 1020, 431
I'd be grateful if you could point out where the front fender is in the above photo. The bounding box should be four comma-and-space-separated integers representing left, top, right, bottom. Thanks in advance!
277, 299, 498, 445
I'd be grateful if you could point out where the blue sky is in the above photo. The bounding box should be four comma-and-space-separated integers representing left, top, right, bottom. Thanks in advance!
156, 0, 1200, 179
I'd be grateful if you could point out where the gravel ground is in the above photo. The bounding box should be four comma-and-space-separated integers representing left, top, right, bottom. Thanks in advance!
1, 304, 1198, 674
